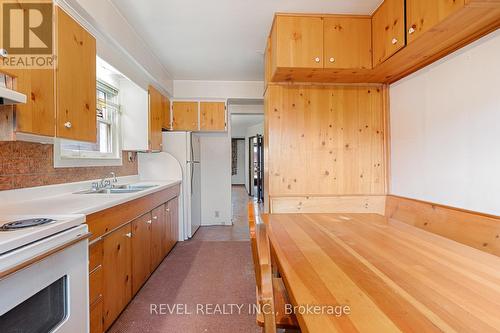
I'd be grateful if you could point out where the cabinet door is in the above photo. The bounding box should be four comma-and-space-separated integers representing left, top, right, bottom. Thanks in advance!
407, 0, 464, 43
273, 15, 324, 69
89, 299, 103, 333
200, 102, 226, 131
102, 224, 132, 331
172, 101, 198, 131
131, 213, 152, 295
324, 17, 372, 69
148, 85, 163, 151
10, 69, 55, 137
162, 95, 172, 130
169, 197, 179, 246
163, 203, 172, 255
56, 7, 97, 142
151, 205, 166, 270
372, 0, 405, 66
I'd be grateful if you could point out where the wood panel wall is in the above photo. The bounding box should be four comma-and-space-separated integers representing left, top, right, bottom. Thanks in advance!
264, 84, 386, 211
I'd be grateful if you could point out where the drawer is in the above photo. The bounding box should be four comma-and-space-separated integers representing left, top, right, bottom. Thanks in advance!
89, 266, 103, 306
89, 240, 103, 272
90, 298, 103, 333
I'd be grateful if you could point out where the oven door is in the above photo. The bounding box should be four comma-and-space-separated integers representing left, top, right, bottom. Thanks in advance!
0, 225, 89, 333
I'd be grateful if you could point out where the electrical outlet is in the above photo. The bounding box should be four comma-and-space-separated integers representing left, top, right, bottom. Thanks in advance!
215, 211, 220, 218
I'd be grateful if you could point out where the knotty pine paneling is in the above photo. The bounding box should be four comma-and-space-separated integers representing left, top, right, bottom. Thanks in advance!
265, 84, 386, 197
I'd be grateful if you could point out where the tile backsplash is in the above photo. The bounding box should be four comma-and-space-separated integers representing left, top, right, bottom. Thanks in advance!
0, 141, 138, 191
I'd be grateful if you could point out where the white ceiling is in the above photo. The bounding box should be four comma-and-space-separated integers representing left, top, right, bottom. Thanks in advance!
110, 0, 383, 81
231, 114, 264, 133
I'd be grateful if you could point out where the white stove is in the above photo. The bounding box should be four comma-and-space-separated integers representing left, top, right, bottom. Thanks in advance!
0, 215, 89, 332
0, 214, 86, 255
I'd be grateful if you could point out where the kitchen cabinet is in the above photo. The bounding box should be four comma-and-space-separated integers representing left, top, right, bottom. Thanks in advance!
8, 69, 55, 137
90, 299, 103, 333
406, 0, 464, 43
172, 101, 199, 131
148, 85, 163, 151
102, 223, 132, 331
131, 213, 152, 295
200, 102, 226, 131
323, 17, 372, 70
372, 0, 406, 66
168, 197, 179, 250
1, 6, 96, 142
271, 15, 324, 69
151, 205, 166, 270
162, 94, 172, 130
56, 7, 97, 142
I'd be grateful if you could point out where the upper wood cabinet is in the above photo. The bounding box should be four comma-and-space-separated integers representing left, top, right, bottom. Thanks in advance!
200, 102, 226, 131
323, 17, 372, 70
56, 7, 97, 142
9, 69, 55, 137
406, 0, 464, 43
102, 224, 132, 331
372, 0, 406, 66
172, 101, 199, 131
271, 15, 324, 69
162, 95, 172, 130
148, 85, 163, 151
1, 6, 97, 142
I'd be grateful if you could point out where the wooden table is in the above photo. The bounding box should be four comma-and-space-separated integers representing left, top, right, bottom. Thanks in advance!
264, 213, 500, 333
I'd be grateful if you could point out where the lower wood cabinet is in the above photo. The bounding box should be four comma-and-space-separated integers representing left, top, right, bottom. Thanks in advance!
151, 205, 166, 270
131, 213, 152, 295
90, 299, 103, 333
102, 223, 132, 331
168, 197, 179, 251
88, 188, 180, 332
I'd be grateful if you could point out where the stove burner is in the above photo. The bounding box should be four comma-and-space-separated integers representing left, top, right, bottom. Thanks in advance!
0, 218, 56, 231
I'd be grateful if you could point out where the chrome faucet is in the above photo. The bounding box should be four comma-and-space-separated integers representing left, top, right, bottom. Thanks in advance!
92, 172, 118, 191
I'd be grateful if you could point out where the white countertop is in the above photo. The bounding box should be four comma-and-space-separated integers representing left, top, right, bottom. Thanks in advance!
0, 177, 181, 216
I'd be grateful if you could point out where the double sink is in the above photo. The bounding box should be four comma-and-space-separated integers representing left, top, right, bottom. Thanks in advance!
76, 184, 158, 195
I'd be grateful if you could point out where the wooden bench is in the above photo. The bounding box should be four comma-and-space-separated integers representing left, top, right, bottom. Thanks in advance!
248, 202, 299, 332
386, 195, 500, 257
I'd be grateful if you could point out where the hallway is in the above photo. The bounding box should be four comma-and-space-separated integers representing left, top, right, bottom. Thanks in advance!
108, 186, 259, 333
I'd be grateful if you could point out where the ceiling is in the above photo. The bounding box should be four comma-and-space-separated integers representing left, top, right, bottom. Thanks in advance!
110, 0, 383, 81
231, 114, 264, 134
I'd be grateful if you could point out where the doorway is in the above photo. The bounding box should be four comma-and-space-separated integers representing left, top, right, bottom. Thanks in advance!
248, 135, 264, 203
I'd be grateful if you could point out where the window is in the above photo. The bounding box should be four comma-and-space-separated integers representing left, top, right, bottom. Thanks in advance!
55, 80, 122, 167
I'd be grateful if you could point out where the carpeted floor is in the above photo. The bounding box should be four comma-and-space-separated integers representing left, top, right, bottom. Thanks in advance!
108, 186, 260, 333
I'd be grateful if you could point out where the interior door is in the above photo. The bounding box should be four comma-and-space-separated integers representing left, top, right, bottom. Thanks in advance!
256, 135, 264, 203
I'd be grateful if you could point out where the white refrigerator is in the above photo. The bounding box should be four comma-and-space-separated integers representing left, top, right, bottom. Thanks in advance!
162, 132, 201, 238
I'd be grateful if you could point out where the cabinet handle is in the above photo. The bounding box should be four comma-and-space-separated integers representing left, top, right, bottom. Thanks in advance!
314, 57, 321, 63
391, 38, 398, 45
0, 48, 8, 57
329, 57, 335, 63
64, 121, 72, 129
125, 232, 132, 238
147, 220, 152, 224
153, 216, 158, 220
166, 208, 170, 212
408, 27, 416, 35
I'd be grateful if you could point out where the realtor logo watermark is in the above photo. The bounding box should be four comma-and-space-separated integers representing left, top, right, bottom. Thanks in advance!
0, 0, 54, 69
150, 303, 351, 317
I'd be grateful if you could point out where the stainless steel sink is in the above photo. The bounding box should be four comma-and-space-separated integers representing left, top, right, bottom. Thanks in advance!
75, 184, 158, 194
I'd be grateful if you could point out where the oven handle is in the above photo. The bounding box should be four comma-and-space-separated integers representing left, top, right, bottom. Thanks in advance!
0, 232, 92, 280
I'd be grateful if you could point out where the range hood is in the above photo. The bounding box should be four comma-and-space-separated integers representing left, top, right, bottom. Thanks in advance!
0, 86, 27, 105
